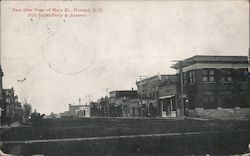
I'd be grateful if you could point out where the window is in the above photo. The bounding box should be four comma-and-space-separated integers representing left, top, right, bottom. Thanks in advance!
239, 69, 249, 81
220, 69, 232, 82
203, 95, 215, 103
203, 95, 216, 109
202, 69, 215, 82
202, 91, 216, 109
189, 71, 195, 84
182, 72, 187, 85
209, 71, 215, 81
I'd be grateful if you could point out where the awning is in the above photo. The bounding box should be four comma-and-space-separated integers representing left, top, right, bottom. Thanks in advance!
158, 95, 175, 99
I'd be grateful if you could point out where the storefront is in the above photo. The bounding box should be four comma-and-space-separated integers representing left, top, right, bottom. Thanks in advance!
159, 95, 176, 117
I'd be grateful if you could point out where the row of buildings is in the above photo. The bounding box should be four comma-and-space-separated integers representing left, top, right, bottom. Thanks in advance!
59, 103, 90, 118
0, 66, 24, 125
60, 55, 250, 119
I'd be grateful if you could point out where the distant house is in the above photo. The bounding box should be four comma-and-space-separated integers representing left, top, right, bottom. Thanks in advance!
76, 105, 90, 118
172, 55, 250, 118
65, 104, 90, 118
0, 66, 23, 125
3, 88, 22, 121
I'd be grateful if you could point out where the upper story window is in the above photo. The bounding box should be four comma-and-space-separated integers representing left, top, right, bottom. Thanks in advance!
239, 69, 249, 81
189, 71, 195, 84
182, 73, 187, 85
220, 69, 232, 82
202, 69, 215, 82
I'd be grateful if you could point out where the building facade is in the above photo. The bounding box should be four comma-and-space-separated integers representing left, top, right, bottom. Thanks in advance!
172, 55, 250, 118
158, 75, 178, 117
109, 90, 138, 117
136, 74, 178, 117
60, 104, 90, 118
0, 66, 3, 125
90, 90, 138, 117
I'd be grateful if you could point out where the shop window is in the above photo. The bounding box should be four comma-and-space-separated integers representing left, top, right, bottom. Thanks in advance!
203, 95, 216, 109
202, 69, 215, 82
203, 95, 215, 103
202, 91, 216, 109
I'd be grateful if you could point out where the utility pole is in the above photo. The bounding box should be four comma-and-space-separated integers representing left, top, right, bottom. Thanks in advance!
172, 60, 184, 117
85, 95, 91, 105
79, 98, 81, 105
105, 88, 109, 117
135, 75, 147, 118
140, 76, 143, 118
248, 47, 250, 72
179, 61, 184, 117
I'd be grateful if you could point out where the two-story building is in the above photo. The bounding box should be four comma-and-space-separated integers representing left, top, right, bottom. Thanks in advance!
158, 75, 178, 117
0, 66, 4, 125
109, 89, 138, 117
66, 103, 90, 118
136, 74, 178, 117
172, 55, 250, 118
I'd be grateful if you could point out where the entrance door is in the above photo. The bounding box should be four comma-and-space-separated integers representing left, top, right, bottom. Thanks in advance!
162, 99, 167, 117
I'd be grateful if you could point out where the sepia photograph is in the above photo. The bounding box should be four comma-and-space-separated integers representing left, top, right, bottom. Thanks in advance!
0, 0, 250, 155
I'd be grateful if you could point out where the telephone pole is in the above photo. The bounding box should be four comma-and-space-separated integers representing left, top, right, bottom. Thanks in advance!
172, 60, 184, 117
179, 61, 184, 117
135, 75, 147, 118
105, 88, 110, 117
85, 95, 91, 105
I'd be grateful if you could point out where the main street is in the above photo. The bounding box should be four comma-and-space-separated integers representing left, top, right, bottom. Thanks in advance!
1, 117, 250, 155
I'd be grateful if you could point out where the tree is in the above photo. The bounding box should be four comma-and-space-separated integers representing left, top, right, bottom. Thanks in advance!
49, 112, 57, 119
23, 103, 32, 119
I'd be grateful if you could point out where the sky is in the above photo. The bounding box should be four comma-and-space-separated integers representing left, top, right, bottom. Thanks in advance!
1, 0, 249, 114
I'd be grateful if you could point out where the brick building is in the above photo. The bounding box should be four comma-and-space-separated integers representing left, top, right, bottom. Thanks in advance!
109, 90, 138, 117
158, 75, 178, 117
0, 66, 3, 125
89, 90, 138, 117
172, 55, 250, 118
96, 97, 109, 117
136, 74, 178, 117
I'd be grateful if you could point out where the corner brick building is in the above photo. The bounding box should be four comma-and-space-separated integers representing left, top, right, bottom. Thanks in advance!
172, 55, 250, 118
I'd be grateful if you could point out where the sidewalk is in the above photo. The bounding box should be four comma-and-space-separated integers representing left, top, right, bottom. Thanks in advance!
0, 122, 21, 130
